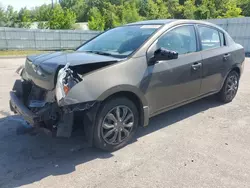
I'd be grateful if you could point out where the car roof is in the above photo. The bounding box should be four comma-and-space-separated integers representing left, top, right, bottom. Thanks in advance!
127, 19, 221, 29
126, 19, 176, 25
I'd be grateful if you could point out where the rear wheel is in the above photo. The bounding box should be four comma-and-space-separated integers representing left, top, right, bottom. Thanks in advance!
93, 97, 138, 151
217, 71, 239, 103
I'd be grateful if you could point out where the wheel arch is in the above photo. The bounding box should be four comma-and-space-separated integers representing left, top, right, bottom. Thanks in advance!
97, 85, 149, 127
219, 64, 241, 91
231, 66, 241, 77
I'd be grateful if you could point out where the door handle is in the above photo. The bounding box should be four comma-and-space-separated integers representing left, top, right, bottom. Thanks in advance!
192, 62, 202, 70
223, 53, 231, 61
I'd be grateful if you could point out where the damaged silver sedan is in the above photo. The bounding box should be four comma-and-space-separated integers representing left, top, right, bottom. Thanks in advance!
10, 20, 245, 151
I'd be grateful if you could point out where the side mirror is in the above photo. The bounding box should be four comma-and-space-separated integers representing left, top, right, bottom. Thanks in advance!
148, 48, 178, 65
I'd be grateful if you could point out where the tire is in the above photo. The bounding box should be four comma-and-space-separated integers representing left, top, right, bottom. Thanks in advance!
93, 97, 139, 151
217, 71, 239, 103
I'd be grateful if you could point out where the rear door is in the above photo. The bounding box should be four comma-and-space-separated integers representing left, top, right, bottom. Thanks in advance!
145, 25, 203, 114
197, 25, 233, 95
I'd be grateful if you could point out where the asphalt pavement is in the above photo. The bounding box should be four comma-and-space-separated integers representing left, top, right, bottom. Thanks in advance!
0, 58, 250, 188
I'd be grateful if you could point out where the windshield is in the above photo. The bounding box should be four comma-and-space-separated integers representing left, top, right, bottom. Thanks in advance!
77, 25, 161, 58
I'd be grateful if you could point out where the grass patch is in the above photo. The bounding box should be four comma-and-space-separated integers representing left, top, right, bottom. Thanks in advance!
0, 50, 55, 56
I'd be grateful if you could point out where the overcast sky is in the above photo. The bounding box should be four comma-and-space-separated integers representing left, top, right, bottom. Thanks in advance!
0, 0, 54, 10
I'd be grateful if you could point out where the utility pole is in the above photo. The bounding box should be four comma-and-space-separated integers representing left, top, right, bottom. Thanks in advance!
52, 0, 54, 9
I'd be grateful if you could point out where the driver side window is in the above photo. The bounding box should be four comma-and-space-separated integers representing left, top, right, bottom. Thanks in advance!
157, 25, 197, 55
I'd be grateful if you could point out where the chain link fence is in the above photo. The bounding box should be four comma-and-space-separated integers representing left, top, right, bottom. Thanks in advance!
0, 18, 250, 52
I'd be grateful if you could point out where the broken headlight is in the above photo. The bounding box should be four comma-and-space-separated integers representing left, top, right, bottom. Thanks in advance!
55, 63, 78, 104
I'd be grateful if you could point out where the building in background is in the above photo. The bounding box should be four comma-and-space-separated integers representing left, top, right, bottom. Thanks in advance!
73, 22, 89, 30
29, 22, 89, 30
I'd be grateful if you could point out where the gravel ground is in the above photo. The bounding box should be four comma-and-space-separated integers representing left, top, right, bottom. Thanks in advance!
0, 58, 250, 188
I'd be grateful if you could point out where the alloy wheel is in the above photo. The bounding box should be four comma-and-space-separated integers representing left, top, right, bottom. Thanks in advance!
101, 105, 134, 145
225, 74, 238, 101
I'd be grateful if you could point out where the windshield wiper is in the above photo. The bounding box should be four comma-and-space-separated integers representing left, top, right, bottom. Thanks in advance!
85, 50, 113, 56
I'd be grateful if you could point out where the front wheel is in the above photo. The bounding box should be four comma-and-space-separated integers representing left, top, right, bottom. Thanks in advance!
93, 97, 139, 151
217, 71, 239, 103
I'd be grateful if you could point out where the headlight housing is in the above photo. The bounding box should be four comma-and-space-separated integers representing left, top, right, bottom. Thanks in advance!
55, 63, 78, 105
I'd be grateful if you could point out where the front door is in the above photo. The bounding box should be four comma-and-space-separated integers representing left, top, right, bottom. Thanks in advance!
145, 25, 203, 115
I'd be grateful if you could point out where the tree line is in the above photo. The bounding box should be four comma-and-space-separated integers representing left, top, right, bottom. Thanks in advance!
0, 0, 249, 30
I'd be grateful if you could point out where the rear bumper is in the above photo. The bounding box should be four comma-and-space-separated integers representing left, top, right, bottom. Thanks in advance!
9, 91, 40, 125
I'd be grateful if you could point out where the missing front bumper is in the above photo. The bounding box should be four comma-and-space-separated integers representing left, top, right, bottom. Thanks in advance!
9, 91, 40, 125
9, 78, 98, 138
10, 90, 74, 137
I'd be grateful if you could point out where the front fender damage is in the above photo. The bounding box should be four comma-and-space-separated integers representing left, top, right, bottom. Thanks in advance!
55, 63, 101, 140
55, 63, 99, 112
56, 101, 99, 143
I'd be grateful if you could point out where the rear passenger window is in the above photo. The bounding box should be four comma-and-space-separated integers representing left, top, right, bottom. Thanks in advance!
199, 26, 222, 50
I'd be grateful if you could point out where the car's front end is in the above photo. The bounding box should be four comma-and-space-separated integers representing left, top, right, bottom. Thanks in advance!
10, 59, 71, 137
9, 52, 119, 137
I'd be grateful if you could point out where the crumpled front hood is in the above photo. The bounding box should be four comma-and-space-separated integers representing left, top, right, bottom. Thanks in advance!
28, 51, 120, 66
25, 51, 121, 90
